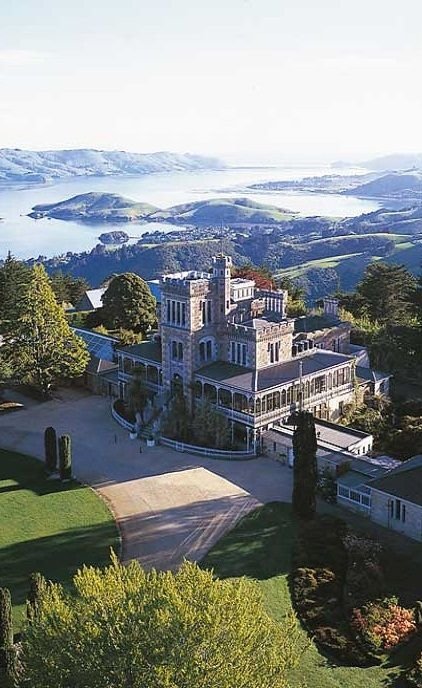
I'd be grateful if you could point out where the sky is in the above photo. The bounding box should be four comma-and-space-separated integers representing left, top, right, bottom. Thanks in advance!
0, 0, 421, 164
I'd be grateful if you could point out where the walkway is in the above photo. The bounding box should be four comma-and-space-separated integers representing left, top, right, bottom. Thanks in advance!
0, 392, 293, 569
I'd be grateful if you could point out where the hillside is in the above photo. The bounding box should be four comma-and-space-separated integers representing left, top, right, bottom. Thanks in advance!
28, 194, 295, 225
29, 192, 159, 223
149, 198, 295, 224
343, 171, 422, 200
0, 148, 224, 184
250, 170, 422, 202
38, 204, 422, 302
359, 153, 422, 171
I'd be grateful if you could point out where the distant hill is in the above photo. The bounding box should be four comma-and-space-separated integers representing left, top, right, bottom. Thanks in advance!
28, 194, 295, 225
359, 153, 422, 171
38, 203, 422, 302
150, 198, 295, 224
0, 148, 225, 184
343, 171, 422, 201
29, 192, 159, 223
250, 171, 422, 202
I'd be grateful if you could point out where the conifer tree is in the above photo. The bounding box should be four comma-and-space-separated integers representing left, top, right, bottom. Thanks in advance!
2, 264, 89, 397
292, 411, 318, 520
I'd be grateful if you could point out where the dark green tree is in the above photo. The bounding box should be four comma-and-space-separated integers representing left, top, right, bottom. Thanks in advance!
192, 399, 231, 449
44, 427, 58, 474
2, 265, 89, 397
127, 368, 149, 423
27, 573, 48, 623
50, 272, 89, 307
292, 411, 318, 520
101, 273, 156, 333
161, 389, 191, 442
0, 252, 31, 330
59, 435, 72, 481
0, 588, 13, 648
356, 262, 417, 325
0, 587, 16, 688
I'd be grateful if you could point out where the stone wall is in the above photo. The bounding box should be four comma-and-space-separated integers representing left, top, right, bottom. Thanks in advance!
370, 490, 422, 542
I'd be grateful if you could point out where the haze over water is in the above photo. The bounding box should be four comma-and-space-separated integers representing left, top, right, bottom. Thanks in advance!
0, 164, 381, 260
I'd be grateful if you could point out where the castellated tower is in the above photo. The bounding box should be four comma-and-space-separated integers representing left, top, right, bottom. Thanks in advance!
212, 254, 232, 323
159, 267, 220, 403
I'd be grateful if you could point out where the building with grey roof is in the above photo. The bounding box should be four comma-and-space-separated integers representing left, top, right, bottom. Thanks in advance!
114, 254, 389, 448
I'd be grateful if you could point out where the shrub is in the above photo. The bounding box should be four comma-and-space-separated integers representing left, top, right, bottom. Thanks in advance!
351, 597, 416, 652
58, 435, 72, 481
44, 426, 58, 473
0, 588, 13, 648
343, 534, 384, 612
317, 467, 337, 503
408, 651, 422, 688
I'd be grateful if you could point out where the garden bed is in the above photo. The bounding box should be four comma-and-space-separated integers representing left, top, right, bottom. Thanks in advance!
291, 515, 419, 667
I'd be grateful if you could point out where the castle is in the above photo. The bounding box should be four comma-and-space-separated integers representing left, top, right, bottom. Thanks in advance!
116, 255, 389, 448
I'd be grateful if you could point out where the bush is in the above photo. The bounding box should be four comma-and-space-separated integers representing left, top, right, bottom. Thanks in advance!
317, 467, 337, 503
44, 426, 57, 473
408, 651, 422, 688
113, 399, 136, 424
58, 435, 72, 481
343, 534, 384, 612
351, 597, 416, 652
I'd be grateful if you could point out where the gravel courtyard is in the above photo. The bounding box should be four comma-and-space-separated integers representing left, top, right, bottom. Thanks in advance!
0, 391, 293, 568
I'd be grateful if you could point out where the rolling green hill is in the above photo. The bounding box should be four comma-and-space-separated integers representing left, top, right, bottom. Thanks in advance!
29, 192, 159, 223
149, 197, 296, 224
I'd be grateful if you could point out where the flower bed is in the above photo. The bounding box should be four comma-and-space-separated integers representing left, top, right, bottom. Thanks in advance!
351, 597, 416, 653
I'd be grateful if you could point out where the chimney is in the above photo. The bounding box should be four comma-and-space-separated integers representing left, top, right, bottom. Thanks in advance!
323, 297, 339, 319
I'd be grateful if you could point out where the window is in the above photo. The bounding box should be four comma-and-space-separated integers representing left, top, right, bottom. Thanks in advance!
395, 499, 401, 520
171, 341, 183, 361
402, 504, 406, 523
230, 341, 247, 366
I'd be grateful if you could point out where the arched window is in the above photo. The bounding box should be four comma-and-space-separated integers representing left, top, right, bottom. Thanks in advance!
281, 389, 287, 406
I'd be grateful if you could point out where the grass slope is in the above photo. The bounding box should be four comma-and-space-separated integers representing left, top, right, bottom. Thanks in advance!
150, 197, 296, 224
201, 503, 399, 688
30, 192, 159, 221
0, 449, 119, 629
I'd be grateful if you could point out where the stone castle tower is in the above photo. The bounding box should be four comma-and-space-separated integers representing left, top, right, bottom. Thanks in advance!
159, 255, 232, 400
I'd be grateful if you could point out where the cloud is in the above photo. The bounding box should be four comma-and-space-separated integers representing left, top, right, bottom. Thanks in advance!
0, 50, 47, 67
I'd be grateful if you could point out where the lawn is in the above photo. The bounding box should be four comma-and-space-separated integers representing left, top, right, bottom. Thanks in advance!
0, 448, 119, 630
201, 503, 402, 688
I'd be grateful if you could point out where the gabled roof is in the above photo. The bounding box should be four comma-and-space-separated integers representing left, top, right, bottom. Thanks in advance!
369, 455, 422, 506
80, 288, 106, 310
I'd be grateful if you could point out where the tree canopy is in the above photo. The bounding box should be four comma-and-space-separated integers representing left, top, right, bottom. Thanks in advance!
101, 273, 156, 333
292, 411, 318, 519
355, 262, 417, 326
2, 264, 89, 396
21, 556, 302, 688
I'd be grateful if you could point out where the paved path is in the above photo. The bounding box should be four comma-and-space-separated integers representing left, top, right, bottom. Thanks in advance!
0, 392, 293, 569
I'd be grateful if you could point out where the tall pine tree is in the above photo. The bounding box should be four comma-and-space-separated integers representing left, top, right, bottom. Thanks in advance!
292, 411, 318, 520
3, 264, 89, 397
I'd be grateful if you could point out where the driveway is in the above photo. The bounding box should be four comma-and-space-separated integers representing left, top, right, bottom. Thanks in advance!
0, 392, 293, 569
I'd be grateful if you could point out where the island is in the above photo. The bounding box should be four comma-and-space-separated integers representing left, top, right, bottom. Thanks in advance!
98, 230, 130, 245
29, 194, 296, 226
29, 192, 159, 223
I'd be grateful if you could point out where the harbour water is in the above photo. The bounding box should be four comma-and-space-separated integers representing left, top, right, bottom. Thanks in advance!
0, 165, 381, 260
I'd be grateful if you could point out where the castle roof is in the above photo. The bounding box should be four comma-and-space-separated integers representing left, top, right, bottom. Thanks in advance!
196, 350, 351, 394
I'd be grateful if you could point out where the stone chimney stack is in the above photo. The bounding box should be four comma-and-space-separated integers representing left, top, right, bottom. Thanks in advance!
323, 297, 339, 319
